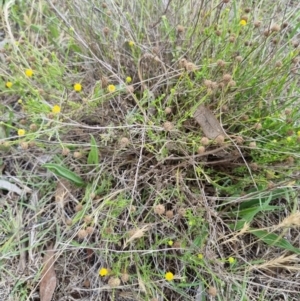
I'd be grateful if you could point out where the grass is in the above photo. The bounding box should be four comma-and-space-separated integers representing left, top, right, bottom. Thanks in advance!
0, 0, 300, 300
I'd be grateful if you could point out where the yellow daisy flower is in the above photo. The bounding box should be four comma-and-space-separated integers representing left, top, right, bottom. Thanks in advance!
18, 129, 26, 136
25, 69, 34, 77
107, 84, 116, 93
165, 272, 174, 281
128, 40, 135, 47
99, 268, 109, 277
74, 83, 82, 92
52, 105, 61, 114
228, 257, 236, 264
6, 82, 13, 88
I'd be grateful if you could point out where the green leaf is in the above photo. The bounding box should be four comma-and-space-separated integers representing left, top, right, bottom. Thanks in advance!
87, 135, 99, 165
43, 163, 85, 186
250, 229, 300, 255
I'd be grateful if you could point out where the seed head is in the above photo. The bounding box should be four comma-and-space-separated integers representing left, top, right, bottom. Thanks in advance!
186, 62, 197, 71
20, 142, 29, 150
77, 229, 88, 239
235, 56, 243, 62
203, 79, 212, 88
220, 106, 228, 113
250, 162, 258, 171
120, 137, 130, 148
103, 27, 110, 36
286, 156, 294, 165
62, 148, 70, 156
163, 121, 174, 132
30, 123, 38, 131
200, 137, 210, 146
223, 73, 232, 82
215, 30, 222, 36
235, 136, 244, 144
177, 207, 186, 216
86, 226, 94, 235
176, 25, 185, 33
271, 24, 281, 32
254, 21, 262, 28
215, 135, 225, 145
285, 108, 292, 115
179, 58, 188, 69
84, 215, 92, 224
229, 36, 236, 43
275, 61, 283, 68
154, 204, 165, 215
197, 146, 206, 154
173, 241, 181, 248
249, 141, 256, 148
165, 210, 174, 219
121, 273, 130, 283
228, 80, 236, 87
217, 59, 226, 67
244, 8, 251, 13
165, 107, 172, 114
211, 81, 218, 90
108, 277, 121, 288
75, 204, 83, 212
254, 122, 262, 130
208, 286, 217, 297
73, 151, 82, 159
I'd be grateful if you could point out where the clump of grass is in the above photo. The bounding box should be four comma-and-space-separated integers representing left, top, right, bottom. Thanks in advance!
0, 0, 300, 300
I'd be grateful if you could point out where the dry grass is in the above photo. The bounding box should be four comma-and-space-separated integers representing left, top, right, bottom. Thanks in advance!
1, 0, 300, 300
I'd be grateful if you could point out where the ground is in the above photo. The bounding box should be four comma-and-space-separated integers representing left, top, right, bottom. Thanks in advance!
0, 0, 300, 300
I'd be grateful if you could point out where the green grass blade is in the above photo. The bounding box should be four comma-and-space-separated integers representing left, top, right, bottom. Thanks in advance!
250, 229, 300, 255
87, 134, 99, 165
43, 163, 85, 186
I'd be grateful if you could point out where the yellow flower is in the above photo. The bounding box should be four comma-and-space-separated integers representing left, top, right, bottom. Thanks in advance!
165, 272, 174, 281
18, 129, 26, 137
286, 137, 292, 142
52, 105, 61, 114
74, 83, 82, 92
228, 257, 235, 264
18, 99, 23, 104
126, 76, 132, 83
6, 81, 13, 88
168, 240, 173, 246
128, 40, 135, 47
297, 131, 300, 136
99, 268, 108, 277
197, 253, 203, 260
25, 69, 34, 77
107, 84, 116, 93
240, 19, 247, 26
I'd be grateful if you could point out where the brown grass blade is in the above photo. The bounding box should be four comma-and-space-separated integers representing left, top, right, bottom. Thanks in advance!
194, 105, 225, 139
39, 244, 57, 301
123, 224, 151, 249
